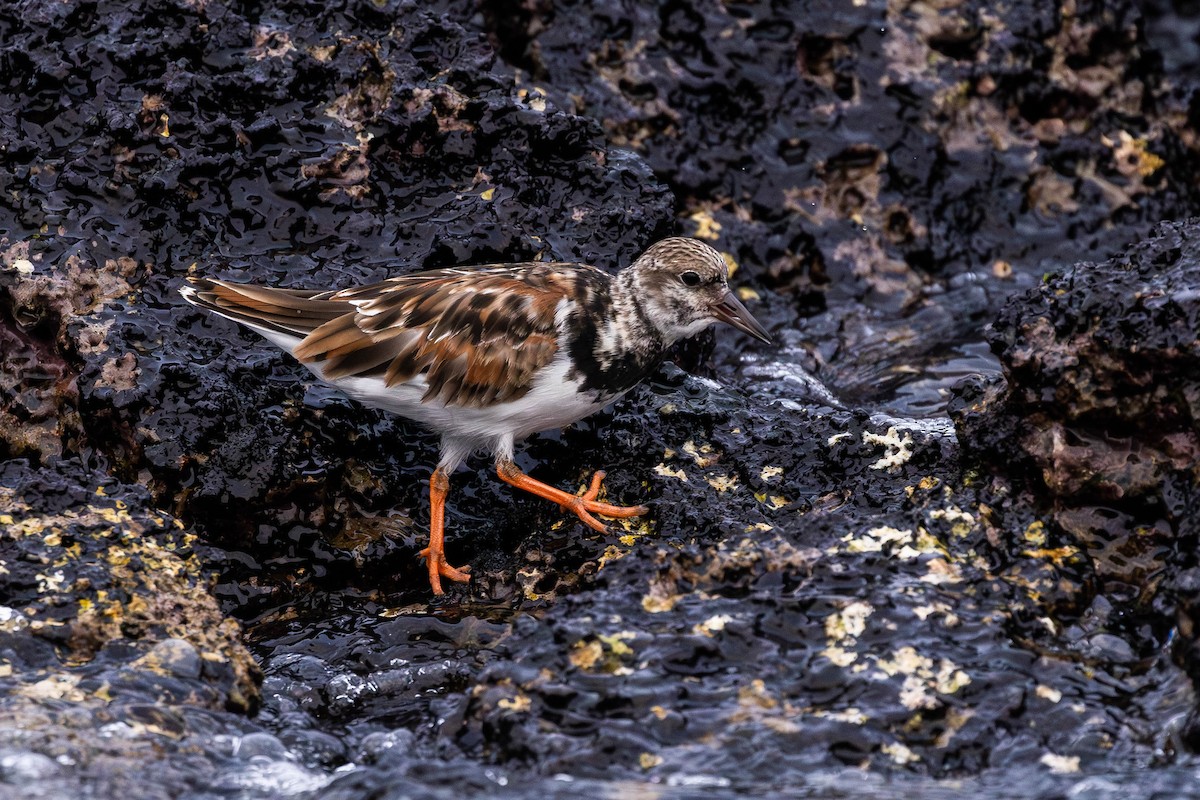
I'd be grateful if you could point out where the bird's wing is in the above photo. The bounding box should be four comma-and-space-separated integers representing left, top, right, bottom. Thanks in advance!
292, 264, 601, 407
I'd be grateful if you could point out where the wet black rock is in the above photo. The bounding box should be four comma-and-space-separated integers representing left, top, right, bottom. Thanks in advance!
0, 460, 283, 798
236, 366, 1188, 795
3, 0, 1200, 797
955, 217, 1200, 501
951, 217, 1200, 598
951, 216, 1200, 745
0, 459, 259, 710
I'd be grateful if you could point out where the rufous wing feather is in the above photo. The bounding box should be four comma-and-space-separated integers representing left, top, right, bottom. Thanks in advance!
291, 265, 600, 407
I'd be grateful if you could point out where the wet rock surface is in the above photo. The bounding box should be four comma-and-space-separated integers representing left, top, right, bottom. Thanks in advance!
0, 459, 258, 709
1, 0, 1199, 797
953, 218, 1200, 551
952, 217, 1200, 745
0, 459, 268, 800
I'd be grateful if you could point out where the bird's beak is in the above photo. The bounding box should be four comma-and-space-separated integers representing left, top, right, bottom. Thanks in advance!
711, 290, 772, 344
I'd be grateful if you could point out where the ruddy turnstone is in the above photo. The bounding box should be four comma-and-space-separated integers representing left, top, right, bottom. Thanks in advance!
180, 237, 771, 595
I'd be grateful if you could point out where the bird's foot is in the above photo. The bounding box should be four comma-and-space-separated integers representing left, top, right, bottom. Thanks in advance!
558, 470, 651, 532
422, 466, 471, 595
419, 547, 472, 595
497, 460, 650, 533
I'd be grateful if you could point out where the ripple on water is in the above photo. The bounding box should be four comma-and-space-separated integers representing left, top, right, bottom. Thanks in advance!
737, 338, 1000, 420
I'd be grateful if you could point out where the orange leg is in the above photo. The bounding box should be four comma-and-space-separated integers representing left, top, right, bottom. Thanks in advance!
418, 467, 471, 595
496, 460, 649, 532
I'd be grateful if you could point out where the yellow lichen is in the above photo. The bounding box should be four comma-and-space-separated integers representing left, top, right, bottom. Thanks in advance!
863, 427, 914, 469
920, 558, 963, 585
1036, 685, 1063, 703
706, 474, 740, 493
689, 209, 722, 240
825, 600, 873, 640
821, 645, 858, 667
1104, 130, 1164, 178
596, 545, 628, 571
654, 463, 688, 481
760, 466, 783, 481
497, 694, 532, 713
569, 640, 603, 670
875, 646, 932, 678
811, 707, 867, 724
929, 505, 976, 537
693, 614, 734, 636
841, 525, 913, 554
642, 592, 679, 614
571, 633, 636, 675
882, 741, 921, 765
1040, 753, 1081, 774
719, 252, 740, 278
682, 440, 719, 468
872, 646, 970, 710
738, 679, 777, 710
1024, 520, 1047, 546
934, 661, 972, 694
598, 633, 634, 656
21, 674, 87, 702
1021, 546, 1081, 565
753, 492, 789, 509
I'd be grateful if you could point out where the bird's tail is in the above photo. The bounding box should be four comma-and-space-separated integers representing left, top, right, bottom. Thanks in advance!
180, 277, 351, 340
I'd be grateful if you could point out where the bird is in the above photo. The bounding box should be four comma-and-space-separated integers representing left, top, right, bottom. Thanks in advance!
180, 237, 771, 595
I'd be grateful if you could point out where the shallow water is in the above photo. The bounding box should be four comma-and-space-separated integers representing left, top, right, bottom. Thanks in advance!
738, 337, 1000, 418
227, 594, 1200, 799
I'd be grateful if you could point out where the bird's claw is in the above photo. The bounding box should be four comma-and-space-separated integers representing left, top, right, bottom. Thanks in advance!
419, 547, 472, 595
559, 470, 649, 531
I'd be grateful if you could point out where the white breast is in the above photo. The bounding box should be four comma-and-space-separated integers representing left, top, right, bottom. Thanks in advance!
327, 349, 613, 449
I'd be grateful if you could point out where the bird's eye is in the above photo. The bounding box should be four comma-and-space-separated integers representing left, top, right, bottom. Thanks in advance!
680, 271, 701, 287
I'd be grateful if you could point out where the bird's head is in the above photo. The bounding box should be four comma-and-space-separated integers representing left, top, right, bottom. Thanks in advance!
628, 237, 772, 346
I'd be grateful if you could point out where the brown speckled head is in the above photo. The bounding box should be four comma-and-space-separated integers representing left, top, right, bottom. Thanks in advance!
627, 237, 771, 345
